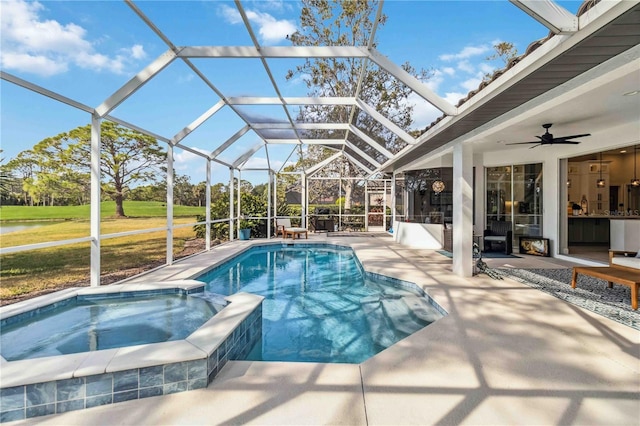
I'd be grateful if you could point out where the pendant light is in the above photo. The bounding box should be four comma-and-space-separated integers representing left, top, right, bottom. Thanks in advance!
596, 152, 605, 188
631, 145, 640, 187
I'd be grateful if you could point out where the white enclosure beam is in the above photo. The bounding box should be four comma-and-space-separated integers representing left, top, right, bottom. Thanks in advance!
166, 145, 174, 266
348, 126, 394, 158
229, 169, 235, 241
265, 139, 346, 145
355, 99, 416, 145
344, 152, 375, 175
252, 122, 350, 130
177, 45, 369, 58
206, 160, 211, 251
227, 97, 356, 106
1, 71, 94, 114
90, 115, 101, 287
96, 50, 177, 117
510, 0, 578, 34
211, 125, 251, 158
232, 143, 264, 168
345, 141, 381, 168
368, 49, 457, 116
172, 99, 226, 144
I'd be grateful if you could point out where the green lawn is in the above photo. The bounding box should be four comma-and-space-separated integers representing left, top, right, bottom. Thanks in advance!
0, 217, 203, 302
0, 201, 205, 221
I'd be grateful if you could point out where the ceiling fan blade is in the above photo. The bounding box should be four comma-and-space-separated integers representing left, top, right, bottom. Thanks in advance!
505, 141, 541, 145
553, 141, 582, 144
528, 144, 541, 149
553, 133, 591, 142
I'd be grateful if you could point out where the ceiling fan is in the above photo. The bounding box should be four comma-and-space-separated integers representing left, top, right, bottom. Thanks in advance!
506, 123, 591, 148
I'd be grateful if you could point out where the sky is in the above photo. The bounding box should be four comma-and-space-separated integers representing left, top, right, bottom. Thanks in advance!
0, 0, 584, 186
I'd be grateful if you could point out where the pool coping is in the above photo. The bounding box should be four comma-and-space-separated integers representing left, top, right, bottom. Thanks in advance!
1, 288, 263, 388
0, 236, 447, 422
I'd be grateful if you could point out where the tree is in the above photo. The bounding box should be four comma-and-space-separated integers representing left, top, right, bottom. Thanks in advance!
75, 122, 165, 216
483, 42, 519, 81
0, 151, 15, 203
286, 0, 430, 208
4, 123, 165, 214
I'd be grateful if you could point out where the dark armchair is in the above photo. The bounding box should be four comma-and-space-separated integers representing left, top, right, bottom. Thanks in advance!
483, 221, 513, 254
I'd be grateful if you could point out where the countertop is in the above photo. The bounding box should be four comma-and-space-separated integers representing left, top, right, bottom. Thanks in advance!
568, 215, 640, 219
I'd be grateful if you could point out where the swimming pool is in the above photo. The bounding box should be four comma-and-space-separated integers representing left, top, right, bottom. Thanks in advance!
1, 292, 224, 361
197, 244, 445, 363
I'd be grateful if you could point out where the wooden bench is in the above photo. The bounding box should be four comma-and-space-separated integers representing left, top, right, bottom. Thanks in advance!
283, 227, 308, 239
571, 266, 640, 310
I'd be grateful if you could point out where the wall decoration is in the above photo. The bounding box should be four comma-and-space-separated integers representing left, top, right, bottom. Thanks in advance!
518, 236, 550, 257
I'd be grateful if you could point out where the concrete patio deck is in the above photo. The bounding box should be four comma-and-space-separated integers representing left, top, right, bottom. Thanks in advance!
7, 233, 639, 425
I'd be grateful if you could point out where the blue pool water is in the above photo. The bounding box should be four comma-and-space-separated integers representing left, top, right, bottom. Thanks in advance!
1, 293, 220, 361
197, 244, 443, 363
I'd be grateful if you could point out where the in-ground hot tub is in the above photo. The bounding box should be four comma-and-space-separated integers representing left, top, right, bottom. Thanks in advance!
0, 284, 263, 423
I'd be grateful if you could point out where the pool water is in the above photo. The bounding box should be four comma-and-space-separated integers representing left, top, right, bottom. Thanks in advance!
1, 293, 220, 361
197, 245, 443, 363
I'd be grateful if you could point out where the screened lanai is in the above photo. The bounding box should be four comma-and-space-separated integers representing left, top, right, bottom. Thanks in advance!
2, 0, 639, 293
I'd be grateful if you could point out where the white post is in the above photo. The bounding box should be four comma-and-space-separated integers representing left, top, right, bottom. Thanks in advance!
166, 145, 174, 265
273, 173, 278, 221
229, 168, 234, 241
391, 172, 397, 226
453, 143, 474, 277
267, 170, 272, 239
365, 180, 369, 230
301, 172, 307, 228
383, 180, 388, 231
205, 160, 211, 250
237, 169, 242, 239
90, 114, 101, 287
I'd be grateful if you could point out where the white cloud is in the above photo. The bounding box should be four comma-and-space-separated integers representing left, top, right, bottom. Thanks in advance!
0, 0, 146, 76
218, 4, 243, 24
129, 44, 146, 60
174, 147, 210, 173
439, 44, 492, 62
218, 4, 296, 44
0, 51, 67, 76
442, 67, 456, 76
457, 60, 475, 74
407, 93, 441, 130
243, 156, 270, 169
423, 69, 444, 93
246, 10, 297, 43
461, 76, 483, 92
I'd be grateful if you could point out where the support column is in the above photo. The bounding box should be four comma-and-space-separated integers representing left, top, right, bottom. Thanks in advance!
267, 171, 272, 239
229, 168, 234, 241
205, 160, 211, 250
453, 143, 474, 277
391, 172, 396, 226
90, 114, 101, 287
237, 169, 241, 239
166, 145, 174, 265
301, 172, 307, 228
365, 180, 369, 230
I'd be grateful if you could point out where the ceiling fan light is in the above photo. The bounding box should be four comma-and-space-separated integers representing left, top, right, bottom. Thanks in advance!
596, 179, 606, 188
631, 178, 640, 187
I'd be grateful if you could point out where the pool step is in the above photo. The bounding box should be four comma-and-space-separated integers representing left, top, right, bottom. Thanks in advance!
360, 298, 397, 349
380, 298, 427, 336
401, 296, 442, 324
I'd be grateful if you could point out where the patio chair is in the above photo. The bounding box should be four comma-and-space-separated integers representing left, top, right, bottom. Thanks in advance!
483, 221, 513, 254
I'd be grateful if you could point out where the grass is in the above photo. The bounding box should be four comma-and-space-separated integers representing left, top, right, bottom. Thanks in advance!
0, 217, 204, 302
0, 201, 205, 221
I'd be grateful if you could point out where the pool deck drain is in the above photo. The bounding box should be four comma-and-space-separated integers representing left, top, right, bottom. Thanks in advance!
3, 234, 639, 425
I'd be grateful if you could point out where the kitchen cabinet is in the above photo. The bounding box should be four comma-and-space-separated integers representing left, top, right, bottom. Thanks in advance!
567, 161, 610, 214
